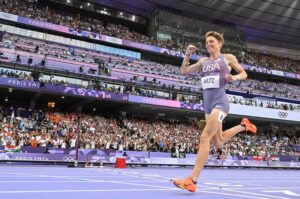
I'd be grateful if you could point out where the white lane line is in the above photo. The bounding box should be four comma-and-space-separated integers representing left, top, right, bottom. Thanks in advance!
202, 181, 273, 188
112, 172, 169, 183
0, 188, 176, 194
0, 171, 176, 190
263, 190, 300, 197
97, 170, 295, 199
209, 188, 292, 199
224, 187, 300, 190
208, 181, 300, 183
0, 176, 44, 178
201, 177, 300, 179
199, 190, 270, 199
0, 176, 128, 178
0, 188, 272, 199
0, 180, 171, 183
92, 169, 299, 199
0, 170, 297, 199
198, 184, 293, 199
229, 181, 273, 188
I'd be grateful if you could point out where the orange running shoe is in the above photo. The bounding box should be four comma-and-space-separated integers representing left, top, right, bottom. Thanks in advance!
241, 118, 257, 133
171, 177, 196, 192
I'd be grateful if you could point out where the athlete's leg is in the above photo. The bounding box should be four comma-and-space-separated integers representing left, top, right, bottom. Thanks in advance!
172, 111, 256, 192
211, 125, 244, 148
211, 118, 257, 148
172, 109, 223, 192
189, 108, 225, 180
221, 125, 246, 143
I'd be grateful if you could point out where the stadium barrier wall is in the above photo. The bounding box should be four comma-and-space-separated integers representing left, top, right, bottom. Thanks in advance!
0, 150, 299, 168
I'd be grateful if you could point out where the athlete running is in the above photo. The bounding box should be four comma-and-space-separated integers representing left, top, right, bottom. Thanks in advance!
171, 31, 257, 192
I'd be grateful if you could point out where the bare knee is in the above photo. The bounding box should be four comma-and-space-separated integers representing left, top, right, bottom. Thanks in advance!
200, 132, 211, 144
201, 122, 219, 142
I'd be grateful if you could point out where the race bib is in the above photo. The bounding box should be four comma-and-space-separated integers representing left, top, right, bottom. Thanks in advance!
201, 75, 220, 89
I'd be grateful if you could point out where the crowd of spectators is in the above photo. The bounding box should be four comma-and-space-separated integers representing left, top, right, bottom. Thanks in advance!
228, 79, 300, 99
1, 31, 300, 111
0, 106, 299, 159
228, 96, 300, 112
0, 0, 178, 50
0, 106, 200, 154
1, 65, 299, 112
0, 68, 33, 81
222, 131, 299, 159
242, 49, 300, 73
1, 33, 300, 105
0, 0, 300, 73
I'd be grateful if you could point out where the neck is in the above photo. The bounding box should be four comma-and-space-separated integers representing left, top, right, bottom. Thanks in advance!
210, 51, 221, 59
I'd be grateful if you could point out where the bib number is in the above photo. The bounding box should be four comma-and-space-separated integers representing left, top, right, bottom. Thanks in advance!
201, 75, 220, 89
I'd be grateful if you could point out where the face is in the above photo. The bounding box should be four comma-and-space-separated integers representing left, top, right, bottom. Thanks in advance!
206, 36, 222, 54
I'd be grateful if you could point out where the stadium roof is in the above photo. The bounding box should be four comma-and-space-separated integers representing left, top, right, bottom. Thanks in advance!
99, 0, 300, 50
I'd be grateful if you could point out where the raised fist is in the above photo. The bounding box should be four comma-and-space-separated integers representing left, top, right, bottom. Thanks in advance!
186, 45, 197, 55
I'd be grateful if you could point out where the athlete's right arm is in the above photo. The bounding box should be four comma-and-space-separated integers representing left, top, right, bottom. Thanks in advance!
181, 45, 205, 75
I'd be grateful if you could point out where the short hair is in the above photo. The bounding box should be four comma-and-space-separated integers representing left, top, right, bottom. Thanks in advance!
205, 31, 224, 46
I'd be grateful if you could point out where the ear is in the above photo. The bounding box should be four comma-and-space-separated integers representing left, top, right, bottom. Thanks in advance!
219, 41, 223, 48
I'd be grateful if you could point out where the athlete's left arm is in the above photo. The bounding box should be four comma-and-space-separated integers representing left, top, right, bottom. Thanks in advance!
224, 54, 247, 82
